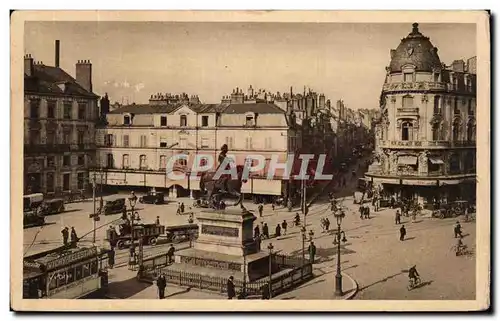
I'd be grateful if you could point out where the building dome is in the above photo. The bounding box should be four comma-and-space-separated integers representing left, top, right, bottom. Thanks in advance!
389, 23, 442, 73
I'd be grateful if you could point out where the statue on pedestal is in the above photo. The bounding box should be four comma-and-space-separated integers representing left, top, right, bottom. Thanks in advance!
200, 144, 246, 209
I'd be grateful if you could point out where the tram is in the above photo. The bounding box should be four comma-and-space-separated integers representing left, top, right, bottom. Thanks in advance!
23, 244, 110, 299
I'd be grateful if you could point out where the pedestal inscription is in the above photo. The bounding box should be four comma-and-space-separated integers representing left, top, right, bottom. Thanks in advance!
201, 225, 239, 237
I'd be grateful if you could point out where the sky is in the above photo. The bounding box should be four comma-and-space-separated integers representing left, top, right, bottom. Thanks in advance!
24, 22, 476, 110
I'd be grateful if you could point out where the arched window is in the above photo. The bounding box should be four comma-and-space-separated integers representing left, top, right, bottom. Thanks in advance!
122, 154, 129, 169
452, 119, 460, 141
433, 96, 441, 114
467, 120, 475, 141
106, 154, 114, 168
432, 122, 440, 141
180, 115, 187, 127
139, 155, 147, 169
401, 121, 413, 141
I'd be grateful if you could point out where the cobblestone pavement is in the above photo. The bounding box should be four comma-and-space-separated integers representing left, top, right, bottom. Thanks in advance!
23, 158, 476, 300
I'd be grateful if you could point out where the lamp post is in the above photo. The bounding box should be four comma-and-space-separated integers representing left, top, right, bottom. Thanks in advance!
267, 243, 274, 299
301, 226, 306, 266
128, 192, 138, 270
242, 248, 247, 299
333, 210, 347, 296
91, 174, 96, 244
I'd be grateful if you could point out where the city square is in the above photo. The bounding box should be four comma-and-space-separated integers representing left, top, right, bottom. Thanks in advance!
18, 16, 483, 305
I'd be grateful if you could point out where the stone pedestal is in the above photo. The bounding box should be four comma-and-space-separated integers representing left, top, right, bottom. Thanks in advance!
194, 208, 258, 256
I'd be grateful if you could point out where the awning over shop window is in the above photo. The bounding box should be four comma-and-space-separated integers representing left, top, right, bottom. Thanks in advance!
428, 157, 444, 165
398, 155, 418, 165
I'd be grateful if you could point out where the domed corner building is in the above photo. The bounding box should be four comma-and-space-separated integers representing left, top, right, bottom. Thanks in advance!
365, 23, 477, 208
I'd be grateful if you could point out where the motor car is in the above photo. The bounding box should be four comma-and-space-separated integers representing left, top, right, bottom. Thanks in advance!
139, 192, 166, 204
40, 198, 65, 215
101, 198, 126, 215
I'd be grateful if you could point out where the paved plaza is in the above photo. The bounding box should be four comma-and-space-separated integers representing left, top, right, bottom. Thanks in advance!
23, 162, 476, 300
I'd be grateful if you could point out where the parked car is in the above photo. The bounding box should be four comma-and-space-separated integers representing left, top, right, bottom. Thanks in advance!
139, 192, 166, 204
101, 198, 126, 215
40, 198, 65, 215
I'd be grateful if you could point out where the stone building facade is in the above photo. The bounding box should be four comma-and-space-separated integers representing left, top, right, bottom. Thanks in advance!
90, 92, 300, 199
366, 23, 476, 205
24, 40, 99, 195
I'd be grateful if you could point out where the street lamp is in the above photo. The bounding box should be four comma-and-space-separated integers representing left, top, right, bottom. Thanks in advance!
333, 210, 347, 296
267, 243, 274, 299
301, 226, 306, 266
128, 192, 138, 270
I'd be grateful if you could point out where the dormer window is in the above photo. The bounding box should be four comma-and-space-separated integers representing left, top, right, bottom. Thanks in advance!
402, 65, 415, 83
180, 115, 187, 127
124, 115, 131, 125
160, 116, 167, 127
404, 73, 413, 83
245, 115, 254, 126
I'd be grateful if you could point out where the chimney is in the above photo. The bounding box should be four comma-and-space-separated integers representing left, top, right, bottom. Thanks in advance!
76, 59, 93, 93
24, 54, 34, 77
100, 93, 110, 117
55, 40, 60, 68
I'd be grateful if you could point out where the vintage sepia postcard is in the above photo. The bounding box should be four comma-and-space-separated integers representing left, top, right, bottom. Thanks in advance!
10, 10, 490, 312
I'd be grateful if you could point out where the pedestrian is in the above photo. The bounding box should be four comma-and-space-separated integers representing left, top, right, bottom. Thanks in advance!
70, 227, 78, 244
294, 213, 301, 226
188, 213, 194, 224
281, 220, 288, 235
454, 221, 463, 238
180, 202, 185, 214
390, 196, 396, 209
121, 207, 127, 220
272, 203, 275, 211
262, 223, 269, 239
176, 206, 181, 215
254, 225, 260, 239
399, 225, 406, 241
324, 218, 330, 231
365, 205, 371, 219
261, 283, 270, 300
395, 210, 401, 225
61, 227, 69, 245
167, 244, 175, 264
227, 276, 236, 300
155, 216, 160, 225
108, 247, 115, 269
156, 272, 167, 299
258, 204, 264, 217
308, 241, 317, 263
275, 224, 281, 238
359, 205, 364, 219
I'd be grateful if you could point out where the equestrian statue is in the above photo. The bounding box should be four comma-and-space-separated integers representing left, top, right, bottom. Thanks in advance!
199, 144, 246, 209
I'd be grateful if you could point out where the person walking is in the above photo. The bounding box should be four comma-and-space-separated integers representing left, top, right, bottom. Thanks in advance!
180, 202, 185, 214
258, 204, 264, 218
324, 218, 330, 231
108, 247, 115, 269
399, 225, 406, 241
395, 210, 402, 225
359, 205, 364, 220
454, 221, 463, 238
308, 241, 317, 264
156, 272, 167, 299
365, 205, 371, 219
70, 227, 78, 244
254, 225, 260, 239
155, 216, 160, 226
227, 276, 236, 299
61, 227, 69, 246
167, 244, 175, 265
281, 220, 288, 235
261, 283, 270, 300
275, 224, 282, 238
262, 223, 269, 239
272, 203, 275, 211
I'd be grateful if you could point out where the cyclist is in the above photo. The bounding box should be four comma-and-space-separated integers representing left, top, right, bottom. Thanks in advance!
408, 265, 420, 286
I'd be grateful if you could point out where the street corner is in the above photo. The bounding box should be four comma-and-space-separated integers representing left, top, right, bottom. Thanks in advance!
338, 272, 358, 300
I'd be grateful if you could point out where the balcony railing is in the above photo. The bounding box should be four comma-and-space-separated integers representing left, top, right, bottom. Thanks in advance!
378, 140, 476, 149
24, 144, 72, 154
396, 107, 419, 116
383, 81, 475, 94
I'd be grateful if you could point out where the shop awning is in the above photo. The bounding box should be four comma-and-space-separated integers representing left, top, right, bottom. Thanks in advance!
428, 157, 444, 165
398, 156, 418, 165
